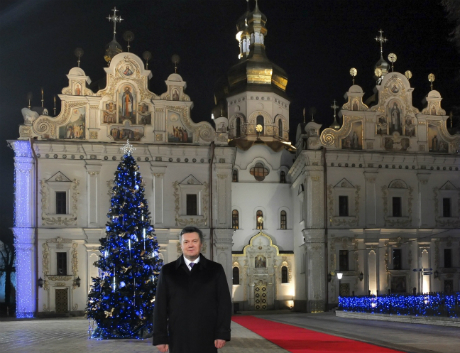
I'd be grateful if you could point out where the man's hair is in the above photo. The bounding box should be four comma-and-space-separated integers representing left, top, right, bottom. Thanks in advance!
180, 226, 203, 243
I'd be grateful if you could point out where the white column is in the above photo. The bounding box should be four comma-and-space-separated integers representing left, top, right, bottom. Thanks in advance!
151, 166, 167, 226
85, 164, 101, 227
11, 140, 36, 318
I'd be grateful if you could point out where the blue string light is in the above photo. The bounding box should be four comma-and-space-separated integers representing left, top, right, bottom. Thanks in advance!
339, 293, 460, 318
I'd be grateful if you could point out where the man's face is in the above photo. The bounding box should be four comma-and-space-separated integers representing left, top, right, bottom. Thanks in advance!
181, 232, 202, 261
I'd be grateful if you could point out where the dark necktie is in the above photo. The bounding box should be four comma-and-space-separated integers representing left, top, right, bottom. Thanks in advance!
189, 262, 195, 270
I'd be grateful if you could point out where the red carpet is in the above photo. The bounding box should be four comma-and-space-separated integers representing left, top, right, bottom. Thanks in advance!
232, 316, 402, 353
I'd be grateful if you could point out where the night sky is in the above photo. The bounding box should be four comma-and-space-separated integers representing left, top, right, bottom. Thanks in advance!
0, 0, 459, 227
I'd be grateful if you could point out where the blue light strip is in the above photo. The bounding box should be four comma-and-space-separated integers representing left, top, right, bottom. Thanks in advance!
338, 293, 460, 318
12, 140, 36, 318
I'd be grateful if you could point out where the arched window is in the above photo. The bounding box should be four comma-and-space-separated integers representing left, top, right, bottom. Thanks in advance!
233, 267, 240, 285
256, 115, 264, 135
236, 117, 241, 138
232, 169, 238, 182
281, 266, 288, 283
256, 210, 263, 229
232, 209, 239, 229
250, 162, 269, 181
280, 171, 286, 183
278, 119, 283, 138
280, 210, 287, 229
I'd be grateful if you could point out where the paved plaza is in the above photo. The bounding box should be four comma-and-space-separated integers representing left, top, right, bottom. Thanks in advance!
0, 318, 286, 353
1, 312, 460, 352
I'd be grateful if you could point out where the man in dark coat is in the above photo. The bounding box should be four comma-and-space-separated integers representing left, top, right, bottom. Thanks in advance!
153, 226, 232, 352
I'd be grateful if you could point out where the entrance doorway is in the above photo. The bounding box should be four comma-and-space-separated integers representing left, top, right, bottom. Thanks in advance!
55, 288, 68, 313
254, 283, 267, 310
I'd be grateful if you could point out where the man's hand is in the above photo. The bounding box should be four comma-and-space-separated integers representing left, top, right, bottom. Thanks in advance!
215, 339, 226, 349
156, 344, 169, 352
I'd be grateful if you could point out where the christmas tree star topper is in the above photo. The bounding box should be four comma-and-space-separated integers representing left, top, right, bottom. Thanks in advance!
120, 139, 136, 155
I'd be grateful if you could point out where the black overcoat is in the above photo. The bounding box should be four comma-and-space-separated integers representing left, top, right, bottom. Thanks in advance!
153, 254, 232, 353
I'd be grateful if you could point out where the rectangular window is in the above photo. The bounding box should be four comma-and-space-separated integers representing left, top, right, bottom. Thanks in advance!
56, 191, 67, 214
339, 250, 349, 271
232, 210, 239, 229
443, 198, 451, 217
444, 249, 452, 268
392, 249, 402, 270
392, 197, 402, 217
280, 211, 287, 229
186, 194, 197, 215
56, 252, 67, 275
338, 196, 349, 217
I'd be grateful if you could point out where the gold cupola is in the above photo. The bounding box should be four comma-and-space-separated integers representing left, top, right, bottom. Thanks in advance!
226, 0, 288, 96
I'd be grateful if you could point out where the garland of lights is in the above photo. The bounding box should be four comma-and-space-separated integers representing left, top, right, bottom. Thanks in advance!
86, 147, 162, 339
339, 293, 460, 318
13, 141, 35, 319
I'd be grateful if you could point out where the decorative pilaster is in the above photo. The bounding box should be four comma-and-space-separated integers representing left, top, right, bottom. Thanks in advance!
214, 229, 233, 290
364, 172, 378, 226
215, 164, 232, 227
302, 229, 326, 312
151, 166, 167, 226
417, 173, 430, 227
86, 164, 101, 226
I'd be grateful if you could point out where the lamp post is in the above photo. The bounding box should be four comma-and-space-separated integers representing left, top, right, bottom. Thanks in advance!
337, 272, 343, 297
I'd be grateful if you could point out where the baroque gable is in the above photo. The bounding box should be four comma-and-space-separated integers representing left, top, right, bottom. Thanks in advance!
18, 53, 219, 145
318, 72, 460, 154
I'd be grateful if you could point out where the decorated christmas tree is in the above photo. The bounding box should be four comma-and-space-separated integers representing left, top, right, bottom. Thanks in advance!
87, 141, 162, 339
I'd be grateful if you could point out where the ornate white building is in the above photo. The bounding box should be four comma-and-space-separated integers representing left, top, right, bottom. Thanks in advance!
9, 3, 460, 317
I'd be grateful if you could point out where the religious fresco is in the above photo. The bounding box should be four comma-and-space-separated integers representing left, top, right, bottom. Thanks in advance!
109, 125, 144, 141
138, 103, 151, 125
102, 102, 117, 124
428, 124, 448, 152
387, 99, 403, 135
383, 136, 410, 151
255, 255, 266, 268
119, 63, 135, 77
403, 115, 416, 137
167, 112, 193, 143
172, 88, 179, 101
74, 83, 81, 96
58, 107, 85, 139
341, 121, 362, 150
118, 85, 136, 124
376, 115, 388, 135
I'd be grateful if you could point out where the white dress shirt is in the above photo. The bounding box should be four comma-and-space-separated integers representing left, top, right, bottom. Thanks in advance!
184, 256, 200, 271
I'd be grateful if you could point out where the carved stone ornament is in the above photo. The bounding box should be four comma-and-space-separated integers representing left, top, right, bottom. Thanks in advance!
173, 180, 209, 227
40, 178, 80, 226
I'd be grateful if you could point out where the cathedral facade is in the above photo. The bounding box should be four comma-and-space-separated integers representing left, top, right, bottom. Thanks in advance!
10, 3, 460, 318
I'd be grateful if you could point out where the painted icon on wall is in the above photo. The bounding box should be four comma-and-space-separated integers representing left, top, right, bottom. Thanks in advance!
428, 124, 448, 152
255, 255, 266, 268
59, 107, 86, 139
376, 115, 388, 135
74, 83, 81, 96
167, 112, 193, 143
118, 85, 136, 124
102, 102, 117, 124
403, 116, 416, 137
110, 125, 144, 141
342, 121, 362, 150
138, 103, 151, 125
388, 99, 403, 135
